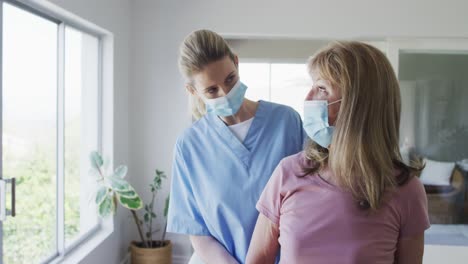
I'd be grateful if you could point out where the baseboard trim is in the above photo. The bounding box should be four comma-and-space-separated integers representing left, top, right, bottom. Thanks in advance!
173, 255, 191, 264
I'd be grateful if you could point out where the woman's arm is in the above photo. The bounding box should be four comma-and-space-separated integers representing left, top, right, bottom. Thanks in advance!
246, 214, 280, 264
395, 232, 424, 264
190, 235, 239, 264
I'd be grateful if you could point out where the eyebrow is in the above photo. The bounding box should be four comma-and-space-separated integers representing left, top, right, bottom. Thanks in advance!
203, 71, 236, 91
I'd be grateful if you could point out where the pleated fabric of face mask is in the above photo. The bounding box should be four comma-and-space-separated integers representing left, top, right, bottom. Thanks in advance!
303, 99, 341, 148
199, 80, 248, 117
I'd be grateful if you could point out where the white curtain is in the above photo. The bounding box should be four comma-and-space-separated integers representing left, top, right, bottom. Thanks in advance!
400, 79, 468, 161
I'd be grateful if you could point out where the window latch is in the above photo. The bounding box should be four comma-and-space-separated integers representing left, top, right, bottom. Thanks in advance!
0, 178, 16, 221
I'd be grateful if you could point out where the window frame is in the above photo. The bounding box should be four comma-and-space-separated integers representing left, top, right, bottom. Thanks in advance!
0, 0, 114, 263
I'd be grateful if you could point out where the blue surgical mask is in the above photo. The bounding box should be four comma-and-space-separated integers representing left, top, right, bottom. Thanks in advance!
303, 99, 341, 148
199, 80, 247, 117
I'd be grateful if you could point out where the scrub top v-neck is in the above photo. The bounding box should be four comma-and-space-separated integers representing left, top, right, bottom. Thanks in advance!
228, 117, 254, 142
167, 100, 305, 263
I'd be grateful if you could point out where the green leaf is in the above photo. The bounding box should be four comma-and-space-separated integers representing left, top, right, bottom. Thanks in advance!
144, 213, 149, 223
115, 189, 138, 198
118, 195, 143, 210
151, 212, 156, 218
164, 195, 170, 217
114, 165, 128, 178
107, 176, 131, 191
98, 194, 114, 217
154, 178, 162, 190
95, 186, 108, 205
90, 151, 103, 170
153, 170, 167, 190
156, 170, 166, 177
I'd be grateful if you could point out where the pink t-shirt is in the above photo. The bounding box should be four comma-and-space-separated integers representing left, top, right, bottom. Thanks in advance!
256, 151, 430, 264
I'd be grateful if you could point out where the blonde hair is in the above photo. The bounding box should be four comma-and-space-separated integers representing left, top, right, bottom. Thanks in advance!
178, 29, 236, 119
304, 41, 422, 210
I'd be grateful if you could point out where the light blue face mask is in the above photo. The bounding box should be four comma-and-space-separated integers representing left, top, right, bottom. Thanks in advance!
303, 99, 342, 148
199, 80, 248, 117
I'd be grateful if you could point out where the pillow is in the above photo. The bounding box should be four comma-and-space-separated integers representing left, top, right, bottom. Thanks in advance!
419, 159, 455, 186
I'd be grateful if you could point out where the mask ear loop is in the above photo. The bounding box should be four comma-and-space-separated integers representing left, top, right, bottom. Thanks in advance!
328, 99, 342, 106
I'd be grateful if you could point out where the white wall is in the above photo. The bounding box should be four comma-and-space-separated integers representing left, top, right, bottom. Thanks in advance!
45, 0, 132, 263
32, 0, 468, 263
130, 0, 468, 263
227, 39, 330, 60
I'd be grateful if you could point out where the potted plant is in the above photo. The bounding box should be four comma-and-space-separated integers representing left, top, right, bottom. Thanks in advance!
89, 151, 171, 264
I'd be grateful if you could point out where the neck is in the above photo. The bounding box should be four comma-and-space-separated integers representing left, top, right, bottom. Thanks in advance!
219, 99, 258, 126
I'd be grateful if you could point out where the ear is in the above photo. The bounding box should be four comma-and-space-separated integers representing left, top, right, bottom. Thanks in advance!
185, 84, 196, 95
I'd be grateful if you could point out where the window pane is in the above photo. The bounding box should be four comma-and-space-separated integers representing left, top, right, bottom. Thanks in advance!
2, 3, 57, 262
239, 63, 270, 102
64, 26, 99, 247
270, 63, 311, 118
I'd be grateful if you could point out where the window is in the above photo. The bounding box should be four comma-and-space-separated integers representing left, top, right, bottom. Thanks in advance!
239, 62, 312, 118
64, 26, 100, 247
1, 0, 113, 263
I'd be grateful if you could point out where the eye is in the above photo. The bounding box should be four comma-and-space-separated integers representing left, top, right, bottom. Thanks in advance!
318, 86, 327, 93
226, 75, 234, 84
207, 87, 218, 94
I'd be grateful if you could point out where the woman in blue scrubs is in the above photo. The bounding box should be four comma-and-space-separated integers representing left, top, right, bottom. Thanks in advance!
166, 29, 305, 264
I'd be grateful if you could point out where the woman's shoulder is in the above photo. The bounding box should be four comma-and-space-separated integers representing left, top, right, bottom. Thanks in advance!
389, 174, 427, 207
397, 175, 426, 196
280, 151, 307, 167
275, 151, 311, 180
175, 116, 211, 146
268, 151, 328, 196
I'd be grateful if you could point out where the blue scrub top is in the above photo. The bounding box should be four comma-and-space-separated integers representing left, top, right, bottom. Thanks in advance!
167, 100, 305, 263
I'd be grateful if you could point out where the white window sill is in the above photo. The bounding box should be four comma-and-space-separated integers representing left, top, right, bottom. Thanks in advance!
424, 244, 468, 264
49, 217, 114, 264
425, 224, 468, 246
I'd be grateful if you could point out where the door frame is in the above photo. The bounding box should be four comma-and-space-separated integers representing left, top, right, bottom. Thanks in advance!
386, 37, 468, 261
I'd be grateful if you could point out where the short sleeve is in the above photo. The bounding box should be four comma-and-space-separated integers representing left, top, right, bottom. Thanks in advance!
399, 177, 431, 238
256, 161, 285, 226
166, 140, 210, 236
